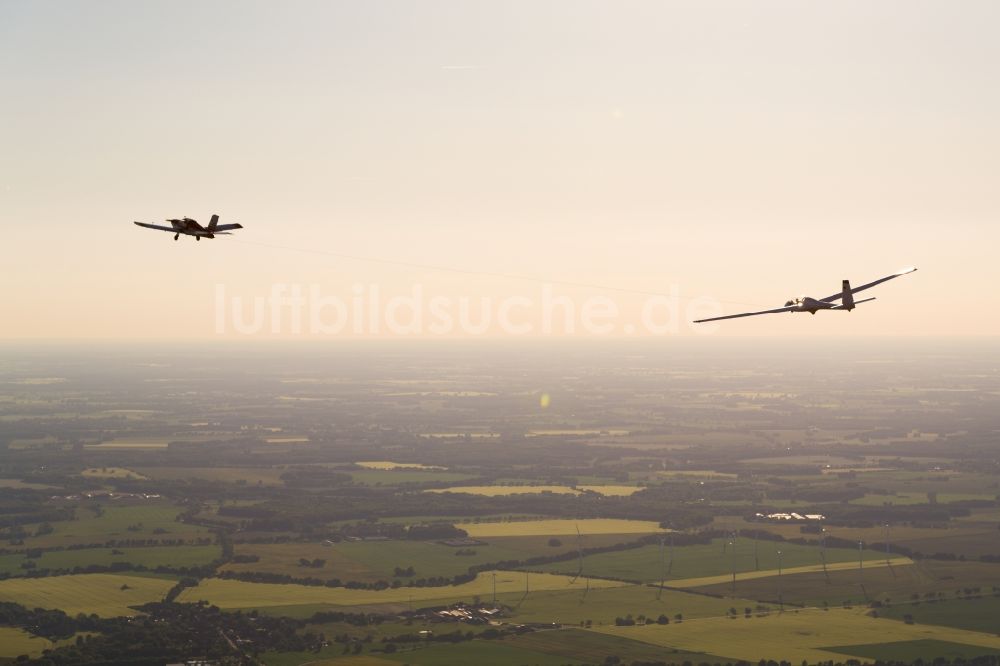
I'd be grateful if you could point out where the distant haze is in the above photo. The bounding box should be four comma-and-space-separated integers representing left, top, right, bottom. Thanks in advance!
2, 1, 997, 338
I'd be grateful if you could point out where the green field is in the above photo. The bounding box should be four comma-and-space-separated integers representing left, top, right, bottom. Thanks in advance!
591, 607, 1000, 663
461, 519, 665, 538
179, 571, 625, 611
0, 627, 87, 659
80, 467, 148, 480
277, 639, 572, 666
850, 492, 997, 506
347, 470, 478, 486
0, 544, 220, 577
0, 573, 175, 616
692, 559, 1000, 608
356, 461, 446, 470
0, 627, 55, 659
879, 595, 1000, 633
22, 503, 211, 549
510, 628, 721, 664
824, 639, 1000, 661
499, 584, 763, 626
225, 534, 645, 583
716, 517, 1000, 559
525, 537, 889, 583
427, 485, 582, 496
135, 466, 289, 486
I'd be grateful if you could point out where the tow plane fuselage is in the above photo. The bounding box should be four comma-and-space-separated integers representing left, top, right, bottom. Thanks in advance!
134, 214, 243, 241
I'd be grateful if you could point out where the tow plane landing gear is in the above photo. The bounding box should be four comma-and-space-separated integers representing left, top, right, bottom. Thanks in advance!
174, 233, 179, 241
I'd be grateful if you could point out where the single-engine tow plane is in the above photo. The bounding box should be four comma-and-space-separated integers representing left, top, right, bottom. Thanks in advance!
134, 214, 243, 241
694, 267, 917, 323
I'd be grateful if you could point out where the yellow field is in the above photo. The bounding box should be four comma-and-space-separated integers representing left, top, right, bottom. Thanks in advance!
81, 467, 148, 480
667, 557, 914, 588
0, 627, 53, 658
179, 571, 625, 610
427, 485, 581, 496
461, 519, 667, 538
356, 461, 445, 470
0, 628, 89, 658
591, 606, 1000, 662
577, 485, 644, 496
0, 574, 174, 617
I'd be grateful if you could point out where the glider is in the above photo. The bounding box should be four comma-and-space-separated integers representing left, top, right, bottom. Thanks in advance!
694, 267, 917, 323
134, 214, 243, 241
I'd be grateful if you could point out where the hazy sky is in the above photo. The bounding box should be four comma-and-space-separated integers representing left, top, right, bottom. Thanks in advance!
2, 1, 997, 339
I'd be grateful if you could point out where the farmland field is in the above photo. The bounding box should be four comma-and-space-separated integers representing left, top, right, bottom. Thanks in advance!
0, 544, 220, 576
426, 485, 581, 496
347, 470, 478, 485
0, 627, 54, 658
824, 639, 1000, 661
80, 467, 147, 480
0, 573, 175, 617
878, 595, 1000, 633
355, 461, 446, 470
135, 466, 289, 486
499, 584, 762, 626
508, 628, 721, 664
460, 519, 666, 538
524, 537, 890, 583
21, 504, 211, 549
591, 606, 1000, 663
179, 571, 625, 611
691, 560, 1000, 607
0, 628, 87, 658
226, 533, 663, 583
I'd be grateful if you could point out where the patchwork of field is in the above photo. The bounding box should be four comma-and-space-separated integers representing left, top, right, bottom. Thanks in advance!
591, 607, 1000, 663
0, 573, 175, 617
525, 537, 891, 584
460, 519, 666, 538
0, 544, 220, 576
179, 571, 625, 611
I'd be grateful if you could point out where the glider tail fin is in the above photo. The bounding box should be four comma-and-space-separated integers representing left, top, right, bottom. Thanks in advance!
207, 214, 220, 231
841, 279, 855, 310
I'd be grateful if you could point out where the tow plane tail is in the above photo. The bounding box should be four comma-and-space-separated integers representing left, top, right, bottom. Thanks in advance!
841, 280, 855, 310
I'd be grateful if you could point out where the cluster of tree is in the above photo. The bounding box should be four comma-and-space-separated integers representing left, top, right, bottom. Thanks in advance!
2, 600, 323, 664
614, 613, 681, 626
